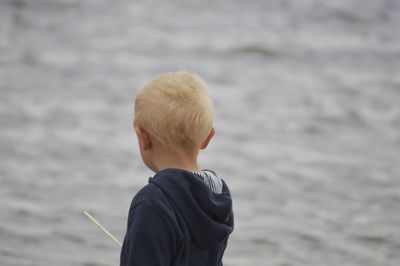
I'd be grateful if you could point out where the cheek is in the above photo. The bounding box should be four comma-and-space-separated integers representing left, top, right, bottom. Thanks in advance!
144, 157, 157, 172
139, 149, 155, 171
139, 147, 148, 164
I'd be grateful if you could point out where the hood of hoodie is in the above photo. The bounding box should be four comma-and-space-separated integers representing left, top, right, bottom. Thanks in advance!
149, 168, 234, 249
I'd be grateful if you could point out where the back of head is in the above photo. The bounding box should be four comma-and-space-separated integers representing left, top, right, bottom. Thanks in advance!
134, 70, 214, 150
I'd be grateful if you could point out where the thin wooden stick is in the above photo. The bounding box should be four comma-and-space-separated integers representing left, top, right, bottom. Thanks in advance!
84, 211, 122, 247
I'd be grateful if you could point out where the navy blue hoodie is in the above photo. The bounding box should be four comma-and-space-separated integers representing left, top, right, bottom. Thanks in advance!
120, 168, 234, 266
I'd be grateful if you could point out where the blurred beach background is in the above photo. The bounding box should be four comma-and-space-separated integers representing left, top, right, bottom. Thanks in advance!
1, 0, 399, 265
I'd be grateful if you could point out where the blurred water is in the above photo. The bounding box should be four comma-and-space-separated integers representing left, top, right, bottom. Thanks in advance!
1, 0, 400, 265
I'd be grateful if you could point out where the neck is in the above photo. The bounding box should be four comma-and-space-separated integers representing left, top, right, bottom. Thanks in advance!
152, 146, 201, 172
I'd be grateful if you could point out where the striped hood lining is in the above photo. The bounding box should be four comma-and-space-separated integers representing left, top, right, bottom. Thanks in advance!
192, 169, 223, 194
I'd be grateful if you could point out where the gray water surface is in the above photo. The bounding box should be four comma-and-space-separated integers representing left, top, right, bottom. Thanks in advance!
1, 0, 400, 265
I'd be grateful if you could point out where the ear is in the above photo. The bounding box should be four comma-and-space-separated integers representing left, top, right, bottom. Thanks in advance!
134, 127, 152, 151
200, 128, 215, 150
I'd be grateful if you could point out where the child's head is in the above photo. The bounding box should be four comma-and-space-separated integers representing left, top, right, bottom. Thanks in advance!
134, 70, 214, 153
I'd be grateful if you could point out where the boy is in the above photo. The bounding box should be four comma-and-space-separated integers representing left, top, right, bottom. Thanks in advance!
120, 70, 234, 266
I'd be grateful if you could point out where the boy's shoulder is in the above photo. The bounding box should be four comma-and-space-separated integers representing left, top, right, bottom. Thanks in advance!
129, 178, 169, 212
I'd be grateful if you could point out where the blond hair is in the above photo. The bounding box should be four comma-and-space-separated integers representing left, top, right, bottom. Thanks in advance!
134, 70, 214, 150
